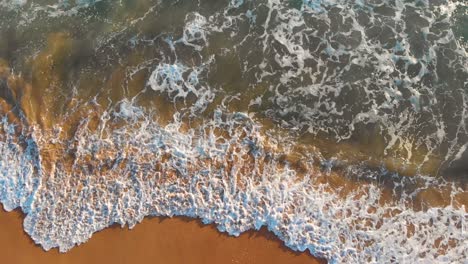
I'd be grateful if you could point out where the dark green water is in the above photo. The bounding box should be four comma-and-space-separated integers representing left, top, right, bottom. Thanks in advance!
0, 1, 467, 262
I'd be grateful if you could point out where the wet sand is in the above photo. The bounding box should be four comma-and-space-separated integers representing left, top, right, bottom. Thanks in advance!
0, 205, 325, 264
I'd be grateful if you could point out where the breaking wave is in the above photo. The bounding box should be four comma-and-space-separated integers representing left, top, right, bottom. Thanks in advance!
0, 0, 467, 263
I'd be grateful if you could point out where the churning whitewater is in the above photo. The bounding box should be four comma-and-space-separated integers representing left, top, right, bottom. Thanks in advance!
0, 0, 467, 263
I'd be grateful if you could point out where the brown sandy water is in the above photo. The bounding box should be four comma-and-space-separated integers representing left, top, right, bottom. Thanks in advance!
0, 1, 467, 263
0, 35, 467, 262
0, 205, 324, 264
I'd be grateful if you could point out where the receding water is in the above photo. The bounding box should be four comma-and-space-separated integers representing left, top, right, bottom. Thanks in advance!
0, 0, 467, 263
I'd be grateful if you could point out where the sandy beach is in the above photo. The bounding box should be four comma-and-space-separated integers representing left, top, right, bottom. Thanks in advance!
0, 205, 325, 264
0, 1, 466, 262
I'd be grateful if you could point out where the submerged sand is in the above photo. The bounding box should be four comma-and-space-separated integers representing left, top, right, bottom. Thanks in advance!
0, 205, 325, 264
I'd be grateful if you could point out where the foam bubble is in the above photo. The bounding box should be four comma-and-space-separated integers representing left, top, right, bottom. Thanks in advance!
0, 0, 467, 263
0, 106, 466, 262
147, 60, 215, 114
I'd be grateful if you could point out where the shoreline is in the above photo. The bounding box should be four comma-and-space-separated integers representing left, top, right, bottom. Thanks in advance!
0, 205, 326, 264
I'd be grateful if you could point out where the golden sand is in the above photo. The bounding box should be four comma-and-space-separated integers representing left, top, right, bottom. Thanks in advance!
0, 205, 325, 264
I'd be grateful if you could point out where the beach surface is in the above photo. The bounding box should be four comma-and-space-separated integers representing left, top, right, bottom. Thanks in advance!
0, 1, 466, 262
0, 205, 325, 264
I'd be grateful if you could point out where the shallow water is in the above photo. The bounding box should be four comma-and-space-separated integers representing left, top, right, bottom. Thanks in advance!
0, 0, 467, 263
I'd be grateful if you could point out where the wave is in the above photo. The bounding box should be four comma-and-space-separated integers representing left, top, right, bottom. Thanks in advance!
0, 0, 467, 263
0, 102, 465, 262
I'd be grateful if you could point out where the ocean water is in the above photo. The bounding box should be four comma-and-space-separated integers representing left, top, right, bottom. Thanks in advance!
0, 0, 467, 263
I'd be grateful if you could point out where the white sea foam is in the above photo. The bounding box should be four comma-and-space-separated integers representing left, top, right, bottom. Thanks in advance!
0, 0, 467, 263
216, 0, 468, 170
0, 106, 466, 263
177, 12, 209, 51
147, 59, 215, 114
